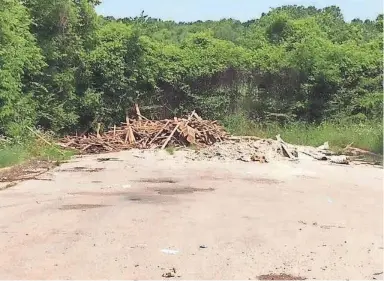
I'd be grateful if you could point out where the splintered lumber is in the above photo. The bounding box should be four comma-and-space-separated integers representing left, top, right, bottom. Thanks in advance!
161, 110, 195, 149
58, 111, 229, 154
149, 120, 170, 145
96, 123, 101, 139
276, 134, 296, 159
161, 121, 181, 149
135, 103, 142, 121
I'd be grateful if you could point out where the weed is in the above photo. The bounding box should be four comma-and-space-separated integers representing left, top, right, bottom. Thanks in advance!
165, 145, 175, 155
0, 137, 74, 168
223, 114, 383, 154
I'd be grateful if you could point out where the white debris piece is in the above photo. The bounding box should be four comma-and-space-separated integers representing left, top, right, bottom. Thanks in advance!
330, 155, 350, 164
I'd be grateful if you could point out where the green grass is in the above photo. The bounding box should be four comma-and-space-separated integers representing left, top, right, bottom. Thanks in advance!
165, 145, 176, 155
222, 114, 383, 154
0, 138, 74, 168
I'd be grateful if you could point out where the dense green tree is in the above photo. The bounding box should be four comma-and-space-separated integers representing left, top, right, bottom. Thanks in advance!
24, 0, 99, 132
0, 2, 382, 138
0, 0, 44, 136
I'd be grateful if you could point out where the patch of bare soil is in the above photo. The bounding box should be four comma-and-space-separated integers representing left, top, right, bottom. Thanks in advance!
0, 160, 58, 186
187, 139, 290, 163
257, 273, 306, 280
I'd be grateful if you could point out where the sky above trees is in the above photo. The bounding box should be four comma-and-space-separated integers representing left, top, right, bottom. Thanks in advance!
96, 0, 382, 22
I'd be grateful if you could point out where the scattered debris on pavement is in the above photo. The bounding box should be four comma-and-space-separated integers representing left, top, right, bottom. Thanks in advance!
187, 138, 286, 162
0, 160, 57, 184
55, 106, 378, 166
257, 273, 306, 280
161, 249, 179, 255
162, 267, 177, 278
373, 271, 383, 280
329, 155, 350, 164
97, 157, 122, 162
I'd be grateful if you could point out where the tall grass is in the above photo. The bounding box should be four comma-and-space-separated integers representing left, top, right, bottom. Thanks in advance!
0, 138, 74, 168
222, 114, 383, 154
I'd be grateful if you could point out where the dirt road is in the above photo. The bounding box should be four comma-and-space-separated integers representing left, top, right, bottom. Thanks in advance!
0, 150, 382, 279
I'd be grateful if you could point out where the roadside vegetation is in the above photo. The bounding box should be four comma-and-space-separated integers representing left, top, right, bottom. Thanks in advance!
223, 114, 383, 154
0, 1, 382, 168
0, 137, 74, 169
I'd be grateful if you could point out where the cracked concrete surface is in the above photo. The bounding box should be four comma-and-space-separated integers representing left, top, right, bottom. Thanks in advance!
0, 150, 382, 279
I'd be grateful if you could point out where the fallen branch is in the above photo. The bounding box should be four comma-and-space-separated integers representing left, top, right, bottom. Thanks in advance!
27, 126, 52, 146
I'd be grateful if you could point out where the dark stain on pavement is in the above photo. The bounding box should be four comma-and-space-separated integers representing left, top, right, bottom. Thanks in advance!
152, 186, 215, 195
58, 167, 105, 173
135, 178, 178, 184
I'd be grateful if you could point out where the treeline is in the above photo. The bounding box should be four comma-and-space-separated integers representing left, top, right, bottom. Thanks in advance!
1, 1, 382, 137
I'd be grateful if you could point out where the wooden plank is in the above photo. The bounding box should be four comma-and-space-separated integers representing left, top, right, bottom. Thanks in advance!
161, 110, 195, 149
276, 134, 295, 159
149, 120, 171, 145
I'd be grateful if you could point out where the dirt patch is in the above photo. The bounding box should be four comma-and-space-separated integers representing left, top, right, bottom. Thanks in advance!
0, 182, 18, 191
187, 139, 287, 162
59, 204, 110, 210
257, 273, 306, 280
58, 167, 104, 173
152, 186, 215, 195
136, 178, 177, 184
0, 160, 57, 183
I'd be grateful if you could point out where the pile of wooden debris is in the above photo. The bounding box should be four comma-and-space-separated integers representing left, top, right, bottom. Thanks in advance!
58, 110, 229, 154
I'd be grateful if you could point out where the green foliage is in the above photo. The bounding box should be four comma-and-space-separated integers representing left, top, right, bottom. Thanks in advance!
25, 0, 99, 133
0, 138, 74, 168
0, 0, 44, 135
165, 145, 176, 155
0, 3, 382, 154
